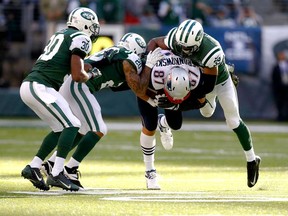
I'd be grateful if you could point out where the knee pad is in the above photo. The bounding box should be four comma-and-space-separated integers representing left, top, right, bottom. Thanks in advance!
100, 123, 108, 136
200, 99, 216, 118
226, 118, 240, 130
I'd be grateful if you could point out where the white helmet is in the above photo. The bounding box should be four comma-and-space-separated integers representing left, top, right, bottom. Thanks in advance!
174, 19, 204, 57
164, 66, 191, 104
67, 7, 100, 43
117, 33, 147, 58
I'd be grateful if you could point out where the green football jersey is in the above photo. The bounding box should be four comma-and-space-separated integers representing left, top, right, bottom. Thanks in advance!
24, 28, 92, 90
85, 46, 143, 92
164, 27, 229, 84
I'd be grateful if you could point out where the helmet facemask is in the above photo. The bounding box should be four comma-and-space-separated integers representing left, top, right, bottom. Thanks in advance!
88, 23, 100, 43
172, 38, 199, 58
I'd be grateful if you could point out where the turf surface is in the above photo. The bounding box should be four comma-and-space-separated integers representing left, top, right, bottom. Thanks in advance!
0, 121, 287, 216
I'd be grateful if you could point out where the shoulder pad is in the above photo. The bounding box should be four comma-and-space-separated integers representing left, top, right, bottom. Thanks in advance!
126, 52, 143, 74
202, 47, 224, 68
70, 33, 92, 55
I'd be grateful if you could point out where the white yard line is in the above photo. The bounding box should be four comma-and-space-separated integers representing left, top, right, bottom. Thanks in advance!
9, 190, 288, 203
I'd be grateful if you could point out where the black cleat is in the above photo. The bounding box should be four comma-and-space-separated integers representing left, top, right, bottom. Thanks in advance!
247, 156, 261, 188
41, 160, 54, 176
47, 172, 79, 191
21, 165, 50, 191
64, 166, 84, 189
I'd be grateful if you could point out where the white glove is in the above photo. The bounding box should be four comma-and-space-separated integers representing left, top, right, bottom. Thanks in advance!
146, 97, 158, 107
145, 47, 164, 68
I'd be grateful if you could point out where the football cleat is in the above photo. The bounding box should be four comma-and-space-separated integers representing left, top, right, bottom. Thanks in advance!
247, 155, 261, 188
21, 165, 50, 191
41, 160, 54, 176
145, 169, 160, 190
64, 166, 84, 189
158, 114, 173, 150
47, 172, 79, 191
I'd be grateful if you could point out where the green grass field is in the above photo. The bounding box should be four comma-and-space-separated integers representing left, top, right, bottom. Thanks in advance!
0, 120, 288, 216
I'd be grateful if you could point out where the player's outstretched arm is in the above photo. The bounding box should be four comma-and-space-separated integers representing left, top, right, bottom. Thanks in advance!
147, 36, 167, 52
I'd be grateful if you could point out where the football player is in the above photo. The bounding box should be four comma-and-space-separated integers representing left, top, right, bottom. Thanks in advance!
20, 7, 101, 191
147, 19, 261, 188
41, 33, 164, 189
137, 49, 205, 189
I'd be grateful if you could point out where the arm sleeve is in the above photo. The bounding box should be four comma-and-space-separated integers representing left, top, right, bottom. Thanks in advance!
193, 73, 217, 96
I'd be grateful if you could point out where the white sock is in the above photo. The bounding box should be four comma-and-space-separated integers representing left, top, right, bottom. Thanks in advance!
66, 157, 80, 168
29, 156, 43, 169
47, 151, 57, 163
245, 147, 256, 162
51, 157, 65, 177
140, 131, 156, 171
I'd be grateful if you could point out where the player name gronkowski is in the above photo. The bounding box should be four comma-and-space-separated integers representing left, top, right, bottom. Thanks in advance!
156, 57, 194, 67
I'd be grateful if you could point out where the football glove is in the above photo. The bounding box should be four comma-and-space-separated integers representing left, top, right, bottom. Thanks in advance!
88, 67, 102, 79
178, 98, 207, 111
227, 63, 239, 87
230, 73, 239, 87
158, 96, 179, 110
145, 47, 164, 68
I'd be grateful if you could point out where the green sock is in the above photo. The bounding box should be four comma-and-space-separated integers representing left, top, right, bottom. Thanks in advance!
70, 132, 83, 150
56, 127, 79, 158
233, 121, 253, 151
36, 131, 61, 160
72, 131, 101, 162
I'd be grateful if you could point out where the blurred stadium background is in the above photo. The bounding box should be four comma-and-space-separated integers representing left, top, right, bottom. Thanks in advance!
0, 0, 288, 121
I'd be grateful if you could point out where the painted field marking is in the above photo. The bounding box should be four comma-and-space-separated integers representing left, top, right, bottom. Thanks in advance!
9, 189, 288, 203
102, 196, 288, 203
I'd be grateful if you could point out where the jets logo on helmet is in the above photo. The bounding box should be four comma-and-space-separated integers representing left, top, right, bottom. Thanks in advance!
117, 33, 147, 58
164, 66, 191, 104
174, 19, 204, 57
81, 11, 95, 20
136, 38, 146, 49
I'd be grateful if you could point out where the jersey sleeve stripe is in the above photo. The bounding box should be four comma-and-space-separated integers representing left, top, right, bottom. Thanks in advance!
202, 47, 221, 66
70, 31, 86, 38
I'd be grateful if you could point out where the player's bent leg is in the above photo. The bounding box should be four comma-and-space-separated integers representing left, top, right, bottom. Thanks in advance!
218, 78, 261, 187
200, 94, 217, 118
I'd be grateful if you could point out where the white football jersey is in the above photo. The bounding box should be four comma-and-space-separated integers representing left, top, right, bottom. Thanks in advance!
150, 50, 201, 91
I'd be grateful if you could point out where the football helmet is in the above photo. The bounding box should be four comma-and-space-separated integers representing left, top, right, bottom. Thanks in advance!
117, 33, 147, 58
67, 7, 100, 43
174, 19, 204, 57
164, 66, 191, 104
